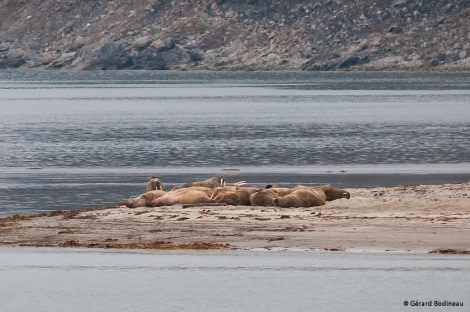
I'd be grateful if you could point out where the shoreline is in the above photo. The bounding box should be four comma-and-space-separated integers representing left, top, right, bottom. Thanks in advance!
1, 183, 469, 254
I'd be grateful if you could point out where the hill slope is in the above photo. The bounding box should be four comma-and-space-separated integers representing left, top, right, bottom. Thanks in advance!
1, 0, 470, 70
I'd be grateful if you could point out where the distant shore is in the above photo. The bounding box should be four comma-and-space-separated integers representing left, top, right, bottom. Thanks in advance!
1, 183, 469, 253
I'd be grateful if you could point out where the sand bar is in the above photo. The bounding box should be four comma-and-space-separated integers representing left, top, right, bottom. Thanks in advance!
1, 183, 469, 253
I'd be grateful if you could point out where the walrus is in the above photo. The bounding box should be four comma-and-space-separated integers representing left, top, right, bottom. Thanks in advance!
210, 187, 241, 206
120, 190, 167, 208
172, 176, 226, 190
249, 189, 280, 206
209, 184, 256, 206
276, 188, 326, 208
255, 184, 350, 207
275, 185, 350, 201
151, 188, 213, 207
313, 185, 350, 201
146, 177, 165, 192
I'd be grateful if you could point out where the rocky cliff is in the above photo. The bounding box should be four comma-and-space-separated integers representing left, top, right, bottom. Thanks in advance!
1, 0, 470, 70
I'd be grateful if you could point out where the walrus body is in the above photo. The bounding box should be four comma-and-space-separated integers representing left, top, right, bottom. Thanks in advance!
210, 187, 241, 206
186, 186, 214, 194
250, 189, 279, 206
151, 188, 213, 207
123, 190, 167, 208
210, 186, 256, 206
276, 188, 326, 208
267, 187, 294, 197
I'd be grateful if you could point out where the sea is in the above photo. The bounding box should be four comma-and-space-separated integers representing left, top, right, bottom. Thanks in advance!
0, 247, 469, 312
0, 70, 469, 311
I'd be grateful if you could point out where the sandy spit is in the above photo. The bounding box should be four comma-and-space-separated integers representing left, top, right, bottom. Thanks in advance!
1, 183, 469, 253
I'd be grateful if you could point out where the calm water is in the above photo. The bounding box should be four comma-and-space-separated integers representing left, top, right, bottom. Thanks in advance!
1, 70, 469, 216
0, 247, 468, 312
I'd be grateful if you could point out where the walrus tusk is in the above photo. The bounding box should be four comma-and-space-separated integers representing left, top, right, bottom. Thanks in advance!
234, 181, 247, 187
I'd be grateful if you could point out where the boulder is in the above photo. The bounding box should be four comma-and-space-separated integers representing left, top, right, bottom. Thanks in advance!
0, 49, 27, 68
132, 36, 153, 51
459, 50, 467, 59
73, 35, 87, 49
150, 38, 176, 52
131, 46, 192, 69
82, 43, 131, 69
337, 56, 363, 69
131, 47, 166, 69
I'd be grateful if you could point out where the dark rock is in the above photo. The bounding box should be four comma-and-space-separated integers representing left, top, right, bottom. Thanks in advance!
437, 53, 446, 62
84, 43, 132, 70
427, 59, 439, 67
131, 47, 167, 69
187, 49, 204, 62
0, 49, 27, 68
159, 48, 189, 65
387, 25, 403, 34
301, 59, 337, 71
337, 56, 361, 69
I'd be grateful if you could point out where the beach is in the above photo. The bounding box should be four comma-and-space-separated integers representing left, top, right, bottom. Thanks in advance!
1, 183, 469, 253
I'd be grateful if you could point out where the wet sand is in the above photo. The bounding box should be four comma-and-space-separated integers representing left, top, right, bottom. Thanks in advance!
1, 183, 469, 253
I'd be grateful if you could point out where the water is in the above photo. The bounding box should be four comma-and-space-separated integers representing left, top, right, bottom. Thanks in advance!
0, 247, 468, 312
1, 70, 470, 217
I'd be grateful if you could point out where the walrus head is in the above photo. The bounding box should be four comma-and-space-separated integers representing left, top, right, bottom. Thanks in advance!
212, 176, 226, 187
146, 177, 164, 192
314, 185, 350, 201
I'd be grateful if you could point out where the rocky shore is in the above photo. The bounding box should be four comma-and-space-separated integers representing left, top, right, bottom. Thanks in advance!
1, 183, 469, 253
1, 0, 470, 70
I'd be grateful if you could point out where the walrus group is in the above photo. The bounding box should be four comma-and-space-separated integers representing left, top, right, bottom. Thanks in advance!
120, 176, 350, 208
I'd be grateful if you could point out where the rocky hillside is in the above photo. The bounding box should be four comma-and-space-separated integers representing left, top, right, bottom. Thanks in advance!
1, 0, 470, 70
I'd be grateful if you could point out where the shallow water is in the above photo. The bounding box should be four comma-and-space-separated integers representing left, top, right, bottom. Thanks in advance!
0, 70, 469, 217
0, 247, 468, 312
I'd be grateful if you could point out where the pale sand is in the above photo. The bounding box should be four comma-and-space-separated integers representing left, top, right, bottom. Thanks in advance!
1, 183, 469, 253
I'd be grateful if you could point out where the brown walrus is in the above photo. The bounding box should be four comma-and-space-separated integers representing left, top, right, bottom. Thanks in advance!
151, 188, 213, 207
120, 190, 167, 208
145, 177, 165, 192
210, 187, 241, 206
249, 189, 280, 206
172, 176, 226, 190
252, 185, 350, 207
276, 188, 326, 208
209, 184, 256, 206
314, 185, 350, 201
